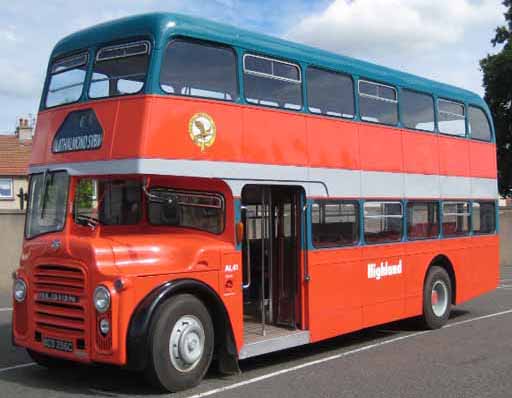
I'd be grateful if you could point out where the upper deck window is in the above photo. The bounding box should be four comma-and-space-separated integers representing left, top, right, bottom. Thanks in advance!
468, 106, 492, 141
160, 39, 238, 101
401, 89, 435, 132
89, 40, 150, 99
307, 67, 354, 119
45, 52, 88, 108
243, 54, 302, 110
438, 99, 466, 137
358, 80, 398, 125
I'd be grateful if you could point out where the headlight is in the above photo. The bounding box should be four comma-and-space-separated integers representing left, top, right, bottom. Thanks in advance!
93, 285, 111, 313
13, 279, 27, 303
99, 318, 110, 335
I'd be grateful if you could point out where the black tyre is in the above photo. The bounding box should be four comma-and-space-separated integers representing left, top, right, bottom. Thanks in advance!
27, 349, 74, 369
145, 294, 214, 392
421, 266, 452, 329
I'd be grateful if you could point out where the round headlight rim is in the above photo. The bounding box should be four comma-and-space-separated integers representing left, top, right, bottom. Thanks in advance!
13, 278, 27, 303
93, 285, 111, 314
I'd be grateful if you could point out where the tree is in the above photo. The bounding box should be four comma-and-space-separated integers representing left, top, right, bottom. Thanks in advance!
480, 0, 512, 197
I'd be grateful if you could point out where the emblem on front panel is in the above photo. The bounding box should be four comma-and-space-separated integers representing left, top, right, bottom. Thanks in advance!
189, 113, 216, 152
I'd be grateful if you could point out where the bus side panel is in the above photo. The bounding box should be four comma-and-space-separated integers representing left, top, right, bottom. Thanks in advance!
111, 97, 151, 159
307, 247, 363, 342
219, 251, 244, 351
359, 124, 403, 173
306, 116, 360, 170
469, 235, 500, 298
403, 240, 442, 317
469, 141, 498, 179
438, 136, 470, 177
144, 97, 244, 162
242, 107, 307, 166
402, 130, 440, 176
361, 244, 406, 328
439, 238, 472, 304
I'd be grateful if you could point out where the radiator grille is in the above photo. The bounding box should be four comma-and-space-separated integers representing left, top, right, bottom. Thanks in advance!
33, 265, 87, 338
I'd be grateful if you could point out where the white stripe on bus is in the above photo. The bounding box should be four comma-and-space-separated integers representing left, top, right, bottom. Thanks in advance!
29, 158, 498, 199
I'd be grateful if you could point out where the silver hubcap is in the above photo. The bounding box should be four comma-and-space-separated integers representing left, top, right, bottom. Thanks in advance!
169, 315, 205, 372
431, 280, 449, 317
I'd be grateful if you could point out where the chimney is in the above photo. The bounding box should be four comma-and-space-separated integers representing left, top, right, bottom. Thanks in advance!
15, 117, 34, 141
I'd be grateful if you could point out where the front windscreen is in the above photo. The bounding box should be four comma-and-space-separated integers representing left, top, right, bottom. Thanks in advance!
45, 53, 88, 108
89, 41, 150, 99
25, 171, 70, 239
74, 178, 142, 226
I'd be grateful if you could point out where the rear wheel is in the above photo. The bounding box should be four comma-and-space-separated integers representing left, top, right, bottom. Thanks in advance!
421, 266, 452, 329
145, 294, 214, 392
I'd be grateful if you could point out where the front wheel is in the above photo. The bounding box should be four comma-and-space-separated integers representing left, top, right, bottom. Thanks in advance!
421, 266, 452, 329
145, 294, 214, 392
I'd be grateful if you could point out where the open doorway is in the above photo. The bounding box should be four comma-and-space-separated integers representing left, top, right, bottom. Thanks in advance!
240, 185, 307, 357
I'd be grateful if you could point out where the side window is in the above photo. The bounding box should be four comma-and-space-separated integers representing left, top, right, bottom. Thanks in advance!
401, 90, 435, 132
244, 54, 302, 110
311, 201, 359, 247
438, 99, 466, 137
442, 201, 470, 236
364, 201, 403, 244
469, 106, 492, 141
160, 39, 238, 101
307, 67, 354, 118
358, 80, 398, 125
407, 201, 439, 240
472, 201, 496, 234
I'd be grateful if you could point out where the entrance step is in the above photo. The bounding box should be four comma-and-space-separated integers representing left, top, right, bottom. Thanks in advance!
239, 322, 310, 359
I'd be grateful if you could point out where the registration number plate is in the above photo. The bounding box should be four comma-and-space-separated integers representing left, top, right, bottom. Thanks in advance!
42, 337, 73, 353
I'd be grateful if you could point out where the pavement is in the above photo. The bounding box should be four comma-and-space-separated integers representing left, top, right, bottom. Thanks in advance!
0, 266, 511, 398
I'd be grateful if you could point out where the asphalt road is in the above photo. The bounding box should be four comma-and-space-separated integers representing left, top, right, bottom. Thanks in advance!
1, 266, 511, 398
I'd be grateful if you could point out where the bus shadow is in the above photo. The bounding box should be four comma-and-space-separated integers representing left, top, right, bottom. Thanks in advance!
237, 310, 470, 374
0, 310, 471, 396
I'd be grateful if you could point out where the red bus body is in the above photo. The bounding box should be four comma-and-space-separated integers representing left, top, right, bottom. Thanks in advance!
12, 13, 499, 387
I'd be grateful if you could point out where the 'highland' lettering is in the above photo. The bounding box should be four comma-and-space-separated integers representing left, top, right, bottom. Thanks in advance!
368, 259, 403, 280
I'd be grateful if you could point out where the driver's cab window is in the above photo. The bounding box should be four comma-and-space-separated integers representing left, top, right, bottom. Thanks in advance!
74, 179, 141, 226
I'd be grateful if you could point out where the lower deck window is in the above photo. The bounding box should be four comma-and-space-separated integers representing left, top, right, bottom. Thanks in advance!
442, 201, 470, 236
148, 189, 224, 234
312, 201, 359, 247
407, 201, 439, 240
472, 201, 496, 234
364, 201, 403, 243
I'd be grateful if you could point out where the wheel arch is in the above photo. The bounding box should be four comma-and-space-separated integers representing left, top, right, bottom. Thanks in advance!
126, 278, 239, 373
426, 254, 457, 304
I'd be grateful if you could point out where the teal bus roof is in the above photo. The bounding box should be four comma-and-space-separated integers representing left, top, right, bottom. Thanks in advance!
51, 12, 486, 108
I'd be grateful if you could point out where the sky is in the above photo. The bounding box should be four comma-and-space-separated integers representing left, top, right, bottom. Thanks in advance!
0, 0, 506, 133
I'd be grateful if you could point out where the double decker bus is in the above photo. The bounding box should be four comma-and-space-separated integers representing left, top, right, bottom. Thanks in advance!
12, 13, 499, 392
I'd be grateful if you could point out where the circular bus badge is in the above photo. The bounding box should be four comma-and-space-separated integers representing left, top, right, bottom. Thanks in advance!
189, 113, 216, 152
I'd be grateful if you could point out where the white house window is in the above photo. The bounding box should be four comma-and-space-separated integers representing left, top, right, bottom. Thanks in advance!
0, 178, 13, 199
